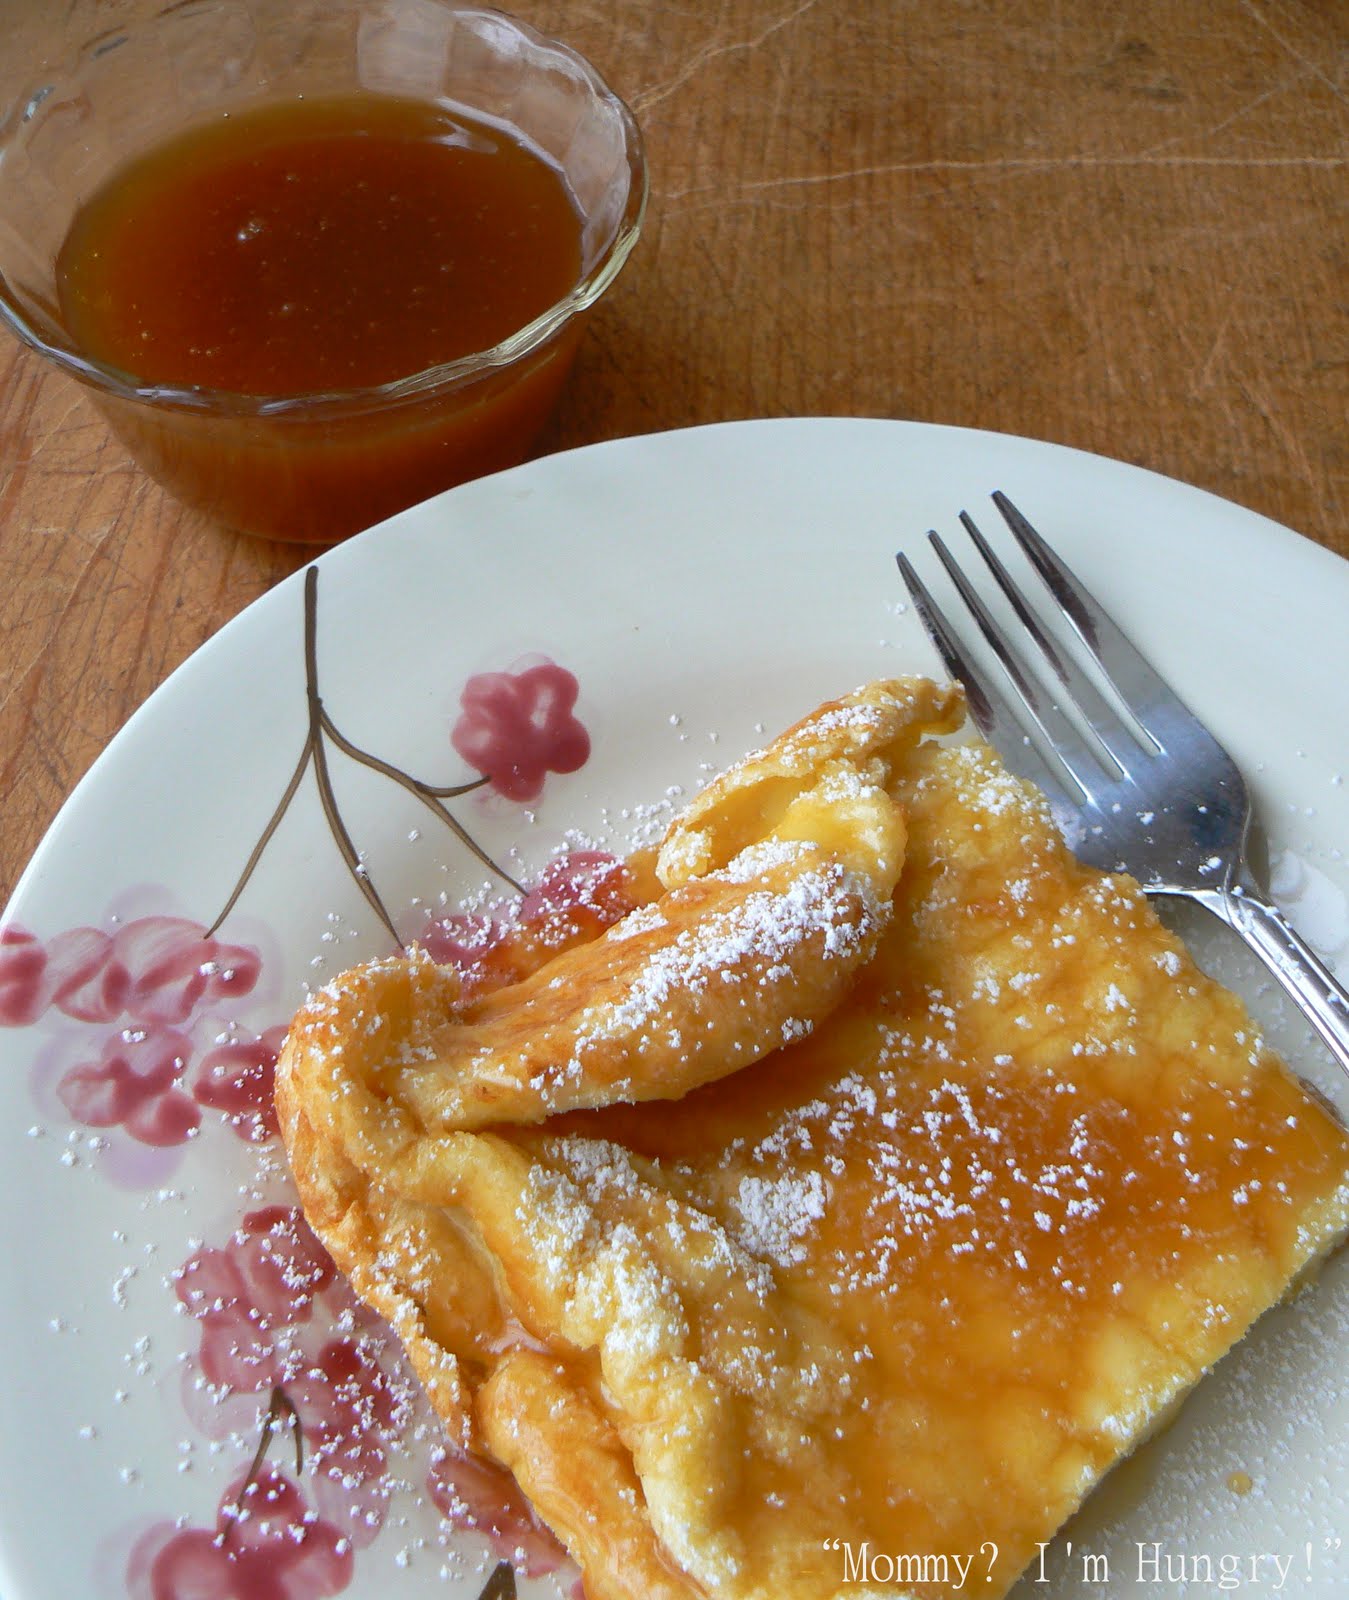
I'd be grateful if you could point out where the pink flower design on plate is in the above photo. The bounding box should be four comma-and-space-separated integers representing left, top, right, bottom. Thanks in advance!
17, 912, 268, 1149
192, 1025, 289, 1143
451, 662, 590, 803
175, 1206, 336, 1392
0, 926, 48, 1026
170, 1208, 410, 1566
417, 848, 633, 998
129, 1464, 353, 1600
287, 1337, 404, 1546
518, 849, 633, 933
117, 917, 261, 1023
417, 909, 511, 994
0, 915, 260, 1029
427, 1444, 572, 1580
57, 1025, 200, 1147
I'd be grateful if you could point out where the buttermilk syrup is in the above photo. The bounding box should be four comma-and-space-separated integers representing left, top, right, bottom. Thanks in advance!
56, 92, 582, 395
54, 93, 589, 539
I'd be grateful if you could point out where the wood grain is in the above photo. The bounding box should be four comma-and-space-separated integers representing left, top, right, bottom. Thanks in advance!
2, 0, 1346, 903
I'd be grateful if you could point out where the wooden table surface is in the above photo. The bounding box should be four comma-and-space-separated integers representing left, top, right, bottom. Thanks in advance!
2, 0, 1346, 907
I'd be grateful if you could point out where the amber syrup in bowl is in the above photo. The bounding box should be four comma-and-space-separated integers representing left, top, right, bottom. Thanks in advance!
0, 1, 646, 542
57, 96, 584, 399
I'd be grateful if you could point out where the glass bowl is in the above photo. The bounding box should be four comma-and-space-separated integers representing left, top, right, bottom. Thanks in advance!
0, 0, 647, 543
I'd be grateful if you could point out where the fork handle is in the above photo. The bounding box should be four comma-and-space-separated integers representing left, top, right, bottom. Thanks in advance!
1202, 879, 1349, 1083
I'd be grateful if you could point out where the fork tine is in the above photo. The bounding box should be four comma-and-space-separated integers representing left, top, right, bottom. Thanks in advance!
991, 492, 1200, 757
895, 550, 1075, 809
926, 529, 1106, 797
956, 511, 1141, 778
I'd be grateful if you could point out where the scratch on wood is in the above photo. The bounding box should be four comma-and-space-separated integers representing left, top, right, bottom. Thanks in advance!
1235, 0, 1347, 104
660, 150, 1346, 209
1195, 307, 1236, 395
1235, 371, 1330, 531
633, 0, 821, 114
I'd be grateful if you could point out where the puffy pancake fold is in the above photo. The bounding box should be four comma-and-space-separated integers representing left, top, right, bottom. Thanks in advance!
277, 676, 1349, 1600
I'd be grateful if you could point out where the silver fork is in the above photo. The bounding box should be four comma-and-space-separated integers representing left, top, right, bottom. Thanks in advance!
896, 490, 1349, 1083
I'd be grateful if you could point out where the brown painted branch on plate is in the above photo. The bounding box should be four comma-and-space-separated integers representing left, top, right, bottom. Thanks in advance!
207, 565, 523, 943
218, 1385, 303, 1551
476, 1561, 517, 1600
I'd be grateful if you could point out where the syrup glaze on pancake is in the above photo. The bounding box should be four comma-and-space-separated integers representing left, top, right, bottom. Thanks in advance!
276, 679, 1349, 1599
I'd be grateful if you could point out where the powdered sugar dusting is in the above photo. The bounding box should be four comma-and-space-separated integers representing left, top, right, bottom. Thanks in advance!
733, 1170, 828, 1267
571, 841, 882, 1058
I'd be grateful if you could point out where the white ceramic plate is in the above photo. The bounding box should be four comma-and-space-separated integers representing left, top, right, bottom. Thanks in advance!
3, 418, 1348, 1600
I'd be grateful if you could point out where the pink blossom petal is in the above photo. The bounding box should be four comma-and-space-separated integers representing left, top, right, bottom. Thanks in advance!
298, 1394, 388, 1493
427, 1445, 568, 1577
177, 1246, 251, 1323
58, 1056, 148, 1128
179, 1364, 270, 1442
197, 1311, 280, 1393
218, 1465, 311, 1560
176, 1248, 279, 1391
121, 1025, 195, 1088
193, 1034, 281, 1142
452, 702, 515, 766
217, 1466, 354, 1598
418, 911, 508, 992
274, 1518, 354, 1599
308, 1469, 389, 1553
125, 1085, 200, 1145
288, 1345, 395, 1516
146, 1526, 232, 1600
127, 1520, 181, 1600
85, 1026, 198, 1147
520, 851, 630, 929
232, 1207, 336, 1327
115, 917, 214, 1023
54, 1023, 197, 1144
0, 926, 51, 1026
316, 1337, 400, 1435
45, 925, 130, 1022
202, 941, 263, 1006
516, 662, 578, 726
459, 673, 525, 722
